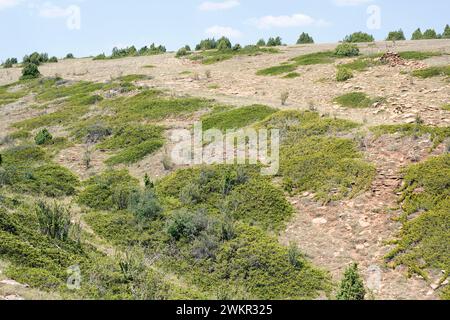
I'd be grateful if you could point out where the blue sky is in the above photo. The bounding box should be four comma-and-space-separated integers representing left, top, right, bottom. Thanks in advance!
1, 0, 449, 61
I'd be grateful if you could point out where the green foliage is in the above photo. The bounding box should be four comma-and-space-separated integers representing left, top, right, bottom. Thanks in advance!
216, 37, 232, 51
0, 82, 28, 106
336, 67, 353, 82
283, 72, 301, 79
2, 58, 17, 68
386, 155, 449, 297
20, 63, 41, 80
256, 39, 266, 46
93, 53, 106, 60
256, 64, 297, 76
334, 43, 360, 57
189, 46, 279, 65
412, 65, 450, 78
195, 38, 217, 51
370, 124, 450, 149
442, 104, 450, 111
336, 263, 366, 300
128, 189, 163, 221
78, 170, 139, 210
334, 92, 378, 109
65, 53, 75, 59
23, 52, 49, 65
386, 29, 406, 41
398, 51, 442, 60
339, 57, 380, 71
411, 28, 423, 40
280, 136, 375, 202
98, 124, 164, 165
48, 56, 58, 63
267, 36, 282, 46
343, 32, 374, 43
443, 24, 450, 39
201, 105, 276, 131
297, 32, 314, 44
35, 201, 72, 242
176, 47, 191, 58
422, 29, 439, 39
34, 128, 53, 145
292, 51, 336, 65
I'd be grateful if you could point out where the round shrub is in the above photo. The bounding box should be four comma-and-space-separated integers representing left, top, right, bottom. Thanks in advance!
334, 43, 360, 57
34, 129, 53, 145
48, 56, 58, 63
176, 47, 189, 58
297, 32, 314, 44
20, 63, 41, 80
336, 67, 354, 82
65, 53, 75, 59
343, 32, 374, 43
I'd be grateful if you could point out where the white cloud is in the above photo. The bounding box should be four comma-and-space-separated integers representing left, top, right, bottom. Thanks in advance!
205, 25, 242, 38
0, 0, 22, 10
333, 0, 373, 6
248, 13, 329, 29
39, 3, 72, 18
199, 0, 240, 11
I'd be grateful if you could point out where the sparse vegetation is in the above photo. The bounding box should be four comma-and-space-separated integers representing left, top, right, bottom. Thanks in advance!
336, 67, 354, 82
412, 65, 450, 78
334, 43, 360, 57
334, 92, 380, 109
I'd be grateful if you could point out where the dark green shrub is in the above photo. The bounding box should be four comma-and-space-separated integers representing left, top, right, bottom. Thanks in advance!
128, 189, 162, 221
343, 32, 374, 43
232, 44, 242, 51
297, 32, 314, 44
48, 56, 58, 63
256, 39, 266, 46
386, 29, 406, 41
20, 63, 41, 80
423, 29, 438, 39
2, 58, 17, 68
166, 209, 209, 241
35, 201, 72, 241
65, 53, 75, 59
411, 28, 423, 40
334, 43, 360, 57
23, 52, 48, 65
443, 24, 450, 39
267, 36, 282, 46
196, 38, 217, 51
217, 37, 232, 51
34, 128, 53, 145
336, 263, 366, 300
336, 67, 353, 82
93, 53, 106, 60
176, 47, 190, 58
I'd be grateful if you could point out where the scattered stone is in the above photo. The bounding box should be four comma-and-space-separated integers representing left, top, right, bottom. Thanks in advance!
312, 217, 327, 225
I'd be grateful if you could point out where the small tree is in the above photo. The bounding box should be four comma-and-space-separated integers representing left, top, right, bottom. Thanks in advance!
386, 29, 406, 41
34, 128, 53, 145
65, 53, 75, 59
20, 63, 41, 80
422, 29, 438, 39
411, 28, 423, 40
48, 56, 58, 63
176, 47, 189, 58
297, 32, 314, 44
267, 36, 282, 46
443, 24, 450, 39
256, 39, 266, 46
336, 263, 366, 300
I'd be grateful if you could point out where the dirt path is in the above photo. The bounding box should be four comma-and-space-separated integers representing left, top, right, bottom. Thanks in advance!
280, 134, 445, 300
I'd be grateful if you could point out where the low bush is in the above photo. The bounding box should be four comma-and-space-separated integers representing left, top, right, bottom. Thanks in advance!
336, 68, 354, 82
34, 128, 53, 145
20, 63, 41, 80
65, 53, 75, 59
334, 92, 379, 109
128, 189, 163, 221
267, 36, 282, 46
334, 43, 360, 57
412, 65, 450, 78
176, 47, 190, 58
78, 170, 139, 210
411, 28, 423, 40
35, 201, 72, 242
23, 52, 48, 65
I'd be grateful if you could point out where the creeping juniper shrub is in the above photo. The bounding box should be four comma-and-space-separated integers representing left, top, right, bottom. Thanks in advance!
34, 128, 53, 145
